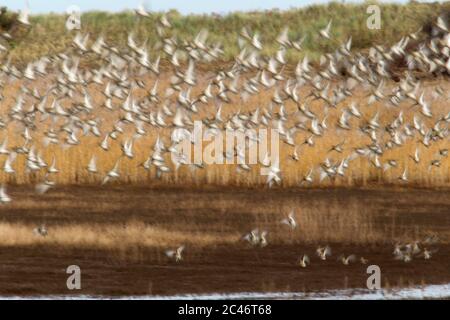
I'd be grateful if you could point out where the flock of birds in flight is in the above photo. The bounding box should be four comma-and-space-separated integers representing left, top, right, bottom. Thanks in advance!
0, 5, 447, 258
168, 209, 440, 265
247, 211, 440, 267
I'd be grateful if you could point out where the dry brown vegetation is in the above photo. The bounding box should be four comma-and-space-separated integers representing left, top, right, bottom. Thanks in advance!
1, 186, 448, 251
0, 75, 449, 188
0, 186, 448, 296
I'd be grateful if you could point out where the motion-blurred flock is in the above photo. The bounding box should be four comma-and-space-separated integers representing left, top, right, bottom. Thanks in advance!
0, 5, 449, 203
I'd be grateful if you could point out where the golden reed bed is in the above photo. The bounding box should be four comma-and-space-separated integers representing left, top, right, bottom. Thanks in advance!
0, 74, 448, 188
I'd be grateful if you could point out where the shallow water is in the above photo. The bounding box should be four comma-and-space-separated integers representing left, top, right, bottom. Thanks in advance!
2, 283, 449, 300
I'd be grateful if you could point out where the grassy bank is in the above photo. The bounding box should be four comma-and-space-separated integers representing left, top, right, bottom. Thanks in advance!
1, 1, 449, 65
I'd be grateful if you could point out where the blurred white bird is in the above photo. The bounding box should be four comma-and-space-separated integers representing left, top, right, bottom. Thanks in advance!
281, 210, 297, 229
0, 184, 11, 203
165, 245, 184, 262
